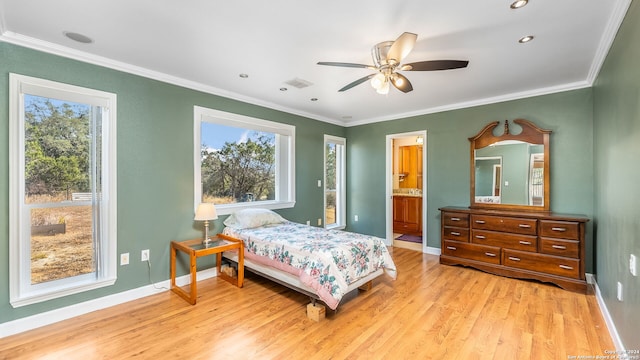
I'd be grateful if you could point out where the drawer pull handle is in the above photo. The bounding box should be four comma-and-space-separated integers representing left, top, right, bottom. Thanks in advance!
450, 232, 461, 236
552, 227, 567, 232
552, 245, 567, 250
451, 217, 461, 221
475, 220, 486, 224
559, 265, 574, 270
519, 224, 532, 228
485, 252, 497, 257
508, 256, 521, 262
446, 246, 457, 251
475, 235, 486, 239
519, 241, 532, 245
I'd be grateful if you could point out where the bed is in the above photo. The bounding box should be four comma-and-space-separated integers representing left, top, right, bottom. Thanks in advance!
221, 208, 397, 311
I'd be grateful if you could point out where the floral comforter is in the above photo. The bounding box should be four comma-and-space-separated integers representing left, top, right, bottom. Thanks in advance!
223, 221, 397, 310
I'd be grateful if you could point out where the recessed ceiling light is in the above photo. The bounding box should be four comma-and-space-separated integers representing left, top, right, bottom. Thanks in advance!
63, 31, 93, 44
279, 87, 288, 91
518, 35, 535, 43
239, 73, 249, 78
510, 0, 528, 9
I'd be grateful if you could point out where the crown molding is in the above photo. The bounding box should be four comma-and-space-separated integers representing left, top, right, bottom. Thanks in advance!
0, 31, 345, 127
344, 80, 592, 127
586, 0, 632, 84
0, 0, 631, 128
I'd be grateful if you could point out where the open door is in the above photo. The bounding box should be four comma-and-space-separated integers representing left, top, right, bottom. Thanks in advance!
385, 131, 427, 252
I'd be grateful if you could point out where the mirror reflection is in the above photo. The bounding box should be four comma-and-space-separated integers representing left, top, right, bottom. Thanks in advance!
475, 141, 543, 206
474, 156, 502, 203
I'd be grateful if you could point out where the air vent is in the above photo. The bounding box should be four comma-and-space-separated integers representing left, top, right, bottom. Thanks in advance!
284, 78, 313, 89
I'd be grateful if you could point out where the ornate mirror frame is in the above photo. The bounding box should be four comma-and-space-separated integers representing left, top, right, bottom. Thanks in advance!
470, 119, 551, 212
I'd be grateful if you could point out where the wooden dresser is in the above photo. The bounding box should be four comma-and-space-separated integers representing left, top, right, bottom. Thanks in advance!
439, 206, 589, 292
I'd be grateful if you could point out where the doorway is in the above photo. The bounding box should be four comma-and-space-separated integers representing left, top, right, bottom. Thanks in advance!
385, 131, 427, 252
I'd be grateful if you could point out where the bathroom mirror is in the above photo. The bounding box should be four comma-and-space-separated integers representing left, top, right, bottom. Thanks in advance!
470, 119, 551, 212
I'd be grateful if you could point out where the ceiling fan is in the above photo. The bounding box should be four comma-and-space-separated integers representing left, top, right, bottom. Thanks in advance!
318, 32, 469, 94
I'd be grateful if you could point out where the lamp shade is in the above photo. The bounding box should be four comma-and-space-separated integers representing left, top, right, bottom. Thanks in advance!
194, 203, 218, 221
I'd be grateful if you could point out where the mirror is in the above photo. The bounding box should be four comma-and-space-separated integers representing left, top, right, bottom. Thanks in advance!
470, 119, 551, 212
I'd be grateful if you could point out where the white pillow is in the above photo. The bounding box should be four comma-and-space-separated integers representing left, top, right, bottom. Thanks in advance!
223, 208, 286, 229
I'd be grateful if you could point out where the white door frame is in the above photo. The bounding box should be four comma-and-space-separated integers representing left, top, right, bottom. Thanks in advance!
385, 130, 427, 252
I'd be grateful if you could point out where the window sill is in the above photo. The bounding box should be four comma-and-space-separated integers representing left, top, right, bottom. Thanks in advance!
11, 276, 116, 308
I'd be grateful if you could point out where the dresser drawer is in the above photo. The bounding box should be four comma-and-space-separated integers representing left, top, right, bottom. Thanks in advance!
471, 230, 537, 252
443, 212, 469, 228
443, 226, 469, 242
540, 238, 579, 258
471, 215, 537, 235
503, 249, 580, 279
443, 240, 501, 264
539, 220, 579, 240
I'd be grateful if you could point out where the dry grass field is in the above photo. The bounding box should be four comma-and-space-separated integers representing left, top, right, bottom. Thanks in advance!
29, 196, 94, 284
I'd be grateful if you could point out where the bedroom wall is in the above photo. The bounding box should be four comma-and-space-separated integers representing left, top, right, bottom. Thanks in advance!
593, 0, 640, 350
0, 42, 344, 324
345, 88, 595, 269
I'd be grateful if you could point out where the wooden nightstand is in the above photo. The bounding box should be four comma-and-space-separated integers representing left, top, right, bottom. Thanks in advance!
170, 233, 244, 305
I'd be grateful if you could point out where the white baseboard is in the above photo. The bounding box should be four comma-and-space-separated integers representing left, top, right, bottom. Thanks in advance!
425, 246, 441, 256
0, 268, 217, 338
591, 275, 626, 351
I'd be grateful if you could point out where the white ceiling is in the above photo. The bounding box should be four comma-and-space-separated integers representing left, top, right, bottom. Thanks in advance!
0, 0, 631, 126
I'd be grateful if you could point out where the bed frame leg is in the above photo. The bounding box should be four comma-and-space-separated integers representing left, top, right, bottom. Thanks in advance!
306, 302, 326, 322
358, 280, 373, 291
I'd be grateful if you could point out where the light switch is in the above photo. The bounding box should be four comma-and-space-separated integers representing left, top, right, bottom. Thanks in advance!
317, 179, 322, 187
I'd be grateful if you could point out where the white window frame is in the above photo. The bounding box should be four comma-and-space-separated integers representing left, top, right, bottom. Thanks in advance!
324, 135, 346, 229
194, 106, 295, 215
9, 73, 118, 307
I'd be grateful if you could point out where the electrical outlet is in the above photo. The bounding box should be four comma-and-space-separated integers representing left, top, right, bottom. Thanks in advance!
306, 220, 310, 226
317, 218, 322, 226
617, 281, 623, 301
317, 179, 322, 187
354, 215, 359, 222
141, 249, 150, 262
631, 254, 637, 276
120, 253, 129, 266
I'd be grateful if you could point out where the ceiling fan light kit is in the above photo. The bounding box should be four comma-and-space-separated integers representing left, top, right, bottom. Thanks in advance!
318, 32, 469, 94
510, 0, 529, 9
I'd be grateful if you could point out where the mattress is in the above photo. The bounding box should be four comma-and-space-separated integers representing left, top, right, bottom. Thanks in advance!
222, 221, 397, 309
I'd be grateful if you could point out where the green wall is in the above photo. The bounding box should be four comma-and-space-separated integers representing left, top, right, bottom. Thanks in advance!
346, 89, 594, 258
2, 6, 639, 348
593, 1, 640, 350
0, 42, 344, 323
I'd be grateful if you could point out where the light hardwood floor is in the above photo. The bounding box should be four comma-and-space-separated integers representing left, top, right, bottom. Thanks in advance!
1, 248, 613, 359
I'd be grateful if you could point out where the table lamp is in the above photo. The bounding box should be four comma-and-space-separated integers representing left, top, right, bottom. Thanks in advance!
194, 203, 217, 245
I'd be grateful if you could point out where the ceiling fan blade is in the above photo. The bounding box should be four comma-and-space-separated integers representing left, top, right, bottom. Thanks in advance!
391, 73, 413, 93
401, 60, 469, 71
386, 32, 417, 64
338, 73, 376, 92
317, 62, 375, 69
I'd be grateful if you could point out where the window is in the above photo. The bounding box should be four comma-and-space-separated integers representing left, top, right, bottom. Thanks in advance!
194, 106, 295, 215
324, 135, 346, 229
9, 74, 117, 307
